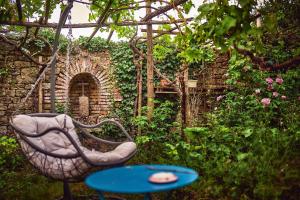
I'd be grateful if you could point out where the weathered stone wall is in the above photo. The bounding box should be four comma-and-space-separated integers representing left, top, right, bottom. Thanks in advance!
0, 42, 41, 133
0, 40, 119, 133
189, 53, 229, 122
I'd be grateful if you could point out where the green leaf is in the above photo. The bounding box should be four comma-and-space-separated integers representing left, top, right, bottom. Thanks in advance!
243, 128, 253, 138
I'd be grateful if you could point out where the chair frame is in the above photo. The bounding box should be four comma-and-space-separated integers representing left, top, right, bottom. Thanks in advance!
9, 113, 137, 200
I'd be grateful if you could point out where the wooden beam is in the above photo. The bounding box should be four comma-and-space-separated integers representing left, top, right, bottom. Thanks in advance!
87, 0, 113, 42
0, 18, 192, 28
139, 26, 180, 43
16, 0, 23, 21
142, 0, 188, 21
146, 0, 154, 120
141, 29, 179, 35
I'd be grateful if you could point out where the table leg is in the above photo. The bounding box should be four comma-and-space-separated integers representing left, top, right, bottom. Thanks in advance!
144, 193, 152, 200
98, 191, 105, 200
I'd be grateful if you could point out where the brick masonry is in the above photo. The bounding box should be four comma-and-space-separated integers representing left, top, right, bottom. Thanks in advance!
0, 41, 121, 133
189, 53, 229, 122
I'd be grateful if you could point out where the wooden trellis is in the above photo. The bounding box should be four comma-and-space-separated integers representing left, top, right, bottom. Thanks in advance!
0, 0, 193, 128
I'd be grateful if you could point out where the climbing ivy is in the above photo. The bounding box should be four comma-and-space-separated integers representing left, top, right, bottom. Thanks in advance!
75, 37, 137, 128
75, 36, 184, 129
110, 43, 137, 128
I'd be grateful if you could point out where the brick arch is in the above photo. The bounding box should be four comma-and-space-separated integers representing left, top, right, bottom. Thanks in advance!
55, 50, 113, 117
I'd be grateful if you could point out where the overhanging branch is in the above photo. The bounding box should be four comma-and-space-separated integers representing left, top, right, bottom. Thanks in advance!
234, 44, 300, 71
0, 18, 192, 28
142, 0, 188, 21
0, 34, 46, 67
87, 0, 113, 42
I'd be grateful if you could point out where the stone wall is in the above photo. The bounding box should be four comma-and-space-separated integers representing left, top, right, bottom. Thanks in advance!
0, 41, 37, 133
189, 53, 229, 122
0, 40, 120, 133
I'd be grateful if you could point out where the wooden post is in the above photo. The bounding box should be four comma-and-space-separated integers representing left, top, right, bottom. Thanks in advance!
146, 0, 154, 120
183, 64, 190, 125
137, 55, 143, 135
38, 56, 43, 113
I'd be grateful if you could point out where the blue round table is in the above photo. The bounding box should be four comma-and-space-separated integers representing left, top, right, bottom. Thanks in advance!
85, 165, 198, 200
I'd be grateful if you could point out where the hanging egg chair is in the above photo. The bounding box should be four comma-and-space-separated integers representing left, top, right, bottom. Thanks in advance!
10, 113, 137, 200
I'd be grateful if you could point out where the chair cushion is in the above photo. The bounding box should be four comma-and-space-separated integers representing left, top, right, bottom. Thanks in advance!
12, 114, 137, 180
12, 115, 45, 151
83, 142, 137, 163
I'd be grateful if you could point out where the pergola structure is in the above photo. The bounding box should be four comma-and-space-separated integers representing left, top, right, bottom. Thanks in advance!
0, 0, 193, 125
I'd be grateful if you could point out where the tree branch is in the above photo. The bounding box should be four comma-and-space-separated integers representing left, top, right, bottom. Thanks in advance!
234, 44, 300, 71
129, 34, 182, 95
16, 0, 23, 21
87, 0, 113, 42
0, 34, 46, 67
0, 18, 192, 28
142, 0, 188, 21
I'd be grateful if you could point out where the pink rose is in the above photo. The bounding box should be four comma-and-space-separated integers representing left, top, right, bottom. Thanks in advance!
275, 77, 283, 85
216, 95, 224, 101
255, 89, 261, 94
261, 98, 271, 107
265, 77, 273, 84
273, 92, 279, 97
281, 95, 287, 100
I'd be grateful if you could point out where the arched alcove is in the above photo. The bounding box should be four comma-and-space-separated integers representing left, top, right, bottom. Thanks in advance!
68, 73, 100, 117
55, 50, 117, 122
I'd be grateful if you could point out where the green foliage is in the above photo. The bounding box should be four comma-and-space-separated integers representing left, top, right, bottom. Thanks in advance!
134, 100, 179, 143
55, 102, 68, 114
0, 67, 9, 78
38, 29, 69, 52
77, 36, 111, 52
132, 100, 180, 165
0, 135, 23, 189
0, 136, 22, 170
0, 0, 15, 21
110, 42, 137, 128
0, 0, 57, 22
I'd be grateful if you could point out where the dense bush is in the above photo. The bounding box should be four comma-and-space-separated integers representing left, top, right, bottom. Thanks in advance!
135, 58, 300, 199
0, 135, 24, 189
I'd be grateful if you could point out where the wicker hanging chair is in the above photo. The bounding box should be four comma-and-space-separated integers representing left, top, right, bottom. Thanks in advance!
10, 113, 137, 200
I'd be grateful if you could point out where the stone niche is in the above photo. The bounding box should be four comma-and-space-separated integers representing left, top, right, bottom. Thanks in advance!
69, 73, 100, 118
53, 50, 118, 122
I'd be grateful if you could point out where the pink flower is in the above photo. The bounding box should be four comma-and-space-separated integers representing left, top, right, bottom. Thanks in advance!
298, 97, 300, 101
276, 77, 283, 85
281, 95, 287, 100
261, 98, 271, 107
265, 77, 273, 84
216, 95, 224, 101
255, 89, 261, 94
267, 84, 273, 91
273, 92, 279, 97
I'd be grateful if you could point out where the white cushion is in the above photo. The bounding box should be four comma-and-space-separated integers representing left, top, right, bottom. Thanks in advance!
12, 114, 137, 180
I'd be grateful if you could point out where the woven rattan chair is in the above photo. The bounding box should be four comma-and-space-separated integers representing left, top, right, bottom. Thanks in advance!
10, 113, 137, 200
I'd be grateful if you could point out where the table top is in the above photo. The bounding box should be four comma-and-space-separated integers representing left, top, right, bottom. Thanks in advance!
85, 165, 198, 194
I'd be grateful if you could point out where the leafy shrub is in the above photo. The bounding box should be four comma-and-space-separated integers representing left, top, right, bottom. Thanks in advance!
133, 100, 179, 144
0, 135, 24, 190
0, 135, 22, 170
